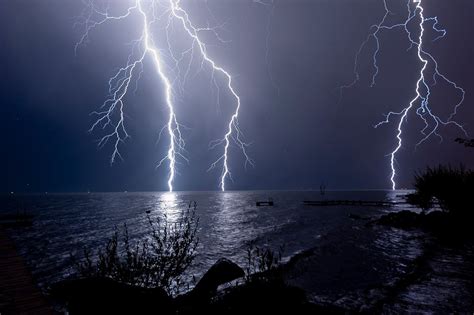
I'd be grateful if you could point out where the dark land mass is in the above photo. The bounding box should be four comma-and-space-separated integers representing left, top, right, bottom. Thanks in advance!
0, 227, 53, 314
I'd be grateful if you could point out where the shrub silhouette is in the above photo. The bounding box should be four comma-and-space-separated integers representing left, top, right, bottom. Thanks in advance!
245, 244, 285, 284
75, 203, 199, 296
408, 165, 474, 217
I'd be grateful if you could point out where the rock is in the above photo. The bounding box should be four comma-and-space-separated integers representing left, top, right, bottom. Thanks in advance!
194, 258, 245, 294
371, 210, 453, 233
203, 276, 345, 315
174, 258, 245, 312
373, 210, 422, 229
50, 277, 173, 314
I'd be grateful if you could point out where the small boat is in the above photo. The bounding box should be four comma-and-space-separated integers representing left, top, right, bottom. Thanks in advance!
256, 198, 274, 207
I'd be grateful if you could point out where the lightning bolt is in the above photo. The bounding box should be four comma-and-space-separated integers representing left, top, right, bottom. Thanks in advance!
340, 0, 467, 190
77, 0, 254, 191
168, 0, 254, 191
253, 0, 279, 95
77, 0, 185, 192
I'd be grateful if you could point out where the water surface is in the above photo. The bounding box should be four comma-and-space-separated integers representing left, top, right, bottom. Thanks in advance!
1, 190, 472, 312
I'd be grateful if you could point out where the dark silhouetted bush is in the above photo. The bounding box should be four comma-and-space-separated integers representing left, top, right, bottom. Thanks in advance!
75, 203, 199, 296
408, 165, 474, 217
245, 244, 285, 284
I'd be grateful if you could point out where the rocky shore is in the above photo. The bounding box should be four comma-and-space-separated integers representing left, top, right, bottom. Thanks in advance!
50, 257, 344, 314
49, 208, 474, 314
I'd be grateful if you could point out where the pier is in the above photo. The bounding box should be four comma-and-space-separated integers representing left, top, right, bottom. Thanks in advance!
303, 200, 394, 207
0, 227, 53, 314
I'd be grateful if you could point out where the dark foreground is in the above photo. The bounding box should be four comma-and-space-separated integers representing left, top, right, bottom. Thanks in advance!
2, 207, 473, 314
49, 259, 345, 315
0, 227, 53, 314
46, 210, 474, 314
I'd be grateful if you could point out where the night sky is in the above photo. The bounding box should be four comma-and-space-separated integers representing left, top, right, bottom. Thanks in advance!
1, 0, 473, 193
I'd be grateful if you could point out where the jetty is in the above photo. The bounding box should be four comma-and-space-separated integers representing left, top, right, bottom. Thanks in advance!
0, 227, 53, 314
303, 200, 394, 207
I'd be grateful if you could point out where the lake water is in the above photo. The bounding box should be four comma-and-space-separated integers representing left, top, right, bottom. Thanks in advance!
1, 190, 472, 312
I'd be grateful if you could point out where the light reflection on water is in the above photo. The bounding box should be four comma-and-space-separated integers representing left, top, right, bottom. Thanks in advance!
1, 190, 472, 312
155, 191, 180, 221
2, 190, 401, 279
159, 191, 177, 205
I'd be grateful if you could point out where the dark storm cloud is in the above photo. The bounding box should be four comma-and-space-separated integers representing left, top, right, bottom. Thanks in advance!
1, 0, 473, 192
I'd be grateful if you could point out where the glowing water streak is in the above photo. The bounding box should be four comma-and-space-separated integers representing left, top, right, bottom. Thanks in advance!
341, 0, 467, 190
78, 0, 185, 191
169, 0, 254, 191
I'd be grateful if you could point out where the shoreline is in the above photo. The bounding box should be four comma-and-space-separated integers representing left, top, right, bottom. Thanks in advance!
2, 192, 473, 313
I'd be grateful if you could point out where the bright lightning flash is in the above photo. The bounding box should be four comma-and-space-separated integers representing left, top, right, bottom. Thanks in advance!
77, 0, 253, 192
340, 0, 467, 190
167, 0, 254, 191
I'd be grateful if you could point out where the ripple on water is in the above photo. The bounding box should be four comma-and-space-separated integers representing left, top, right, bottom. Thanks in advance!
1, 191, 472, 313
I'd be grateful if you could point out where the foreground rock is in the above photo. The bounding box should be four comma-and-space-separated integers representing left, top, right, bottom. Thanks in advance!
51, 257, 344, 314
177, 261, 344, 315
194, 258, 245, 294
203, 275, 344, 315
50, 277, 173, 314
175, 258, 245, 312
50, 258, 247, 314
